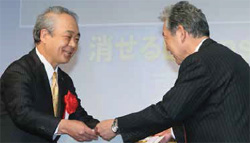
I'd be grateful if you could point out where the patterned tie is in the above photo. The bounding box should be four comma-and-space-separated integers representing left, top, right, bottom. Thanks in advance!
51, 72, 59, 117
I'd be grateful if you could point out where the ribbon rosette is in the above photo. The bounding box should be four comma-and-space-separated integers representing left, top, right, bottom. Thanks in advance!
64, 90, 78, 115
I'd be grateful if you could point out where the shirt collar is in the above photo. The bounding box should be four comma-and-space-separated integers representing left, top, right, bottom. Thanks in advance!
36, 48, 58, 82
194, 38, 208, 52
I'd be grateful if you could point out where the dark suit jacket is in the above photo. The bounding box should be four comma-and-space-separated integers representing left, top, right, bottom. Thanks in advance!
117, 39, 250, 142
0, 48, 99, 142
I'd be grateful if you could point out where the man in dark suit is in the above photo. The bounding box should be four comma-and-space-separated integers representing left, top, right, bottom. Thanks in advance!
0, 6, 99, 142
95, 1, 250, 142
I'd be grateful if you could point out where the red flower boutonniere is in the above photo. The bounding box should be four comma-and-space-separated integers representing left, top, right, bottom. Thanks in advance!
64, 90, 78, 115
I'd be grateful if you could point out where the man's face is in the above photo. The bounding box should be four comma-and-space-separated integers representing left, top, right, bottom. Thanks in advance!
44, 13, 80, 68
162, 21, 183, 65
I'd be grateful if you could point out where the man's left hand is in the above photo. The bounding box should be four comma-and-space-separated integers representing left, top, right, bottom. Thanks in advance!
154, 128, 172, 143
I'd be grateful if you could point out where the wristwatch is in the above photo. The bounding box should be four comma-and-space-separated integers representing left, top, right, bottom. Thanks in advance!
111, 118, 119, 133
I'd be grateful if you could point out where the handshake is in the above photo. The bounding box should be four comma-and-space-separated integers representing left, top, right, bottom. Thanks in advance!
57, 119, 116, 142
58, 119, 172, 142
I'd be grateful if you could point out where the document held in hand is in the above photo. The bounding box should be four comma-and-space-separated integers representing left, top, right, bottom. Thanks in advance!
137, 136, 165, 143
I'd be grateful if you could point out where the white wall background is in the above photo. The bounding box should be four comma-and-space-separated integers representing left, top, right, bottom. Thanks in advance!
0, 0, 249, 142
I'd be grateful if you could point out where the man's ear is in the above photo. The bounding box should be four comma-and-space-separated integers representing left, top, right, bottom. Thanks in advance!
40, 29, 50, 43
176, 25, 187, 43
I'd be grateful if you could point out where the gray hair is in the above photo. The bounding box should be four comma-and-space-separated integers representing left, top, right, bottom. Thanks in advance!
159, 1, 209, 38
33, 6, 78, 44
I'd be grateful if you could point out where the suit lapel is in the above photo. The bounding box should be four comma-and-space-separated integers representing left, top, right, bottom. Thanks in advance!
36, 64, 55, 115
29, 49, 54, 116
57, 69, 66, 118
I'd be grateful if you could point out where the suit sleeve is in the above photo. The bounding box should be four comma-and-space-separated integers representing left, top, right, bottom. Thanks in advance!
1, 62, 60, 140
117, 55, 212, 142
66, 76, 100, 129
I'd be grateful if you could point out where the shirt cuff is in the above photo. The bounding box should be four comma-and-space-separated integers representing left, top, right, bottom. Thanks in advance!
53, 112, 69, 140
171, 127, 176, 139
53, 126, 60, 140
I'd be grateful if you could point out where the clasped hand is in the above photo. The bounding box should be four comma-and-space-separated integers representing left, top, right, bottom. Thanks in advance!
59, 119, 172, 142
94, 119, 116, 141
58, 119, 98, 142
58, 119, 116, 142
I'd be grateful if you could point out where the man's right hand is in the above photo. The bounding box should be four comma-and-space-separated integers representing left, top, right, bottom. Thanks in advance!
58, 119, 98, 142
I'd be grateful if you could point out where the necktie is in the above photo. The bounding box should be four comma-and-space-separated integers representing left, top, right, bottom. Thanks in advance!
51, 72, 59, 117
